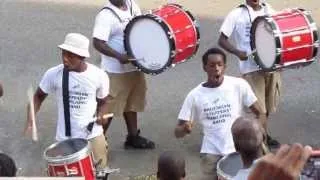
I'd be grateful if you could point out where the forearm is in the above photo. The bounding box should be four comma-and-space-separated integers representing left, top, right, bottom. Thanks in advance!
93, 38, 123, 60
218, 34, 241, 55
96, 100, 108, 118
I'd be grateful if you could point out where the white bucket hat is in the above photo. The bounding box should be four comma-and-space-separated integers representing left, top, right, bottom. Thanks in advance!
58, 33, 90, 58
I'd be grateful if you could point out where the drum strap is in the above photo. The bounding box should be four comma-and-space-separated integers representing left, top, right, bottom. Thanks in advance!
62, 67, 71, 137
238, 3, 266, 23
101, 7, 124, 23
101, 0, 134, 23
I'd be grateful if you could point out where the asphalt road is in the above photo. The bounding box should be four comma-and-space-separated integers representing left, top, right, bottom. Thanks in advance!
0, 0, 319, 179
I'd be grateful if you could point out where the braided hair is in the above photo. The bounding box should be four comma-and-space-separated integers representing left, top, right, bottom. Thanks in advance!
0, 153, 17, 177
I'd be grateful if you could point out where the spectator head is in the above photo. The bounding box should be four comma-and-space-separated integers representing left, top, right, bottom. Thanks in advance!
232, 117, 264, 165
157, 151, 186, 180
0, 153, 17, 177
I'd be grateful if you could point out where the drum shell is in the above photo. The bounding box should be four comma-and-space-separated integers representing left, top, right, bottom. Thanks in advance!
152, 4, 200, 63
251, 8, 319, 71
274, 9, 317, 64
44, 138, 95, 180
124, 3, 200, 75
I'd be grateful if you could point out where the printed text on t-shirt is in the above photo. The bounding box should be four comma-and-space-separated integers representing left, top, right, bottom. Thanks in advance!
69, 91, 89, 109
204, 104, 232, 124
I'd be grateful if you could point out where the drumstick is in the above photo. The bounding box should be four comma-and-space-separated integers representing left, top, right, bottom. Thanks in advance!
248, 49, 257, 59
102, 113, 114, 119
128, 58, 145, 62
187, 98, 196, 132
27, 85, 38, 142
86, 113, 114, 133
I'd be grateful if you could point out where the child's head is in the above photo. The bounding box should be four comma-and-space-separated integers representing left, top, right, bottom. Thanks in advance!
0, 153, 17, 177
157, 151, 186, 180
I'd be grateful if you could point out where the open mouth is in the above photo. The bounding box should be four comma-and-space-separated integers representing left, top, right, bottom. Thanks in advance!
214, 75, 221, 81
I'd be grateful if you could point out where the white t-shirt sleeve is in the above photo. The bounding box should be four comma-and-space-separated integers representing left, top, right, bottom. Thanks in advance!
96, 71, 110, 99
240, 79, 257, 107
39, 68, 56, 94
265, 3, 276, 14
219, 9, 237, 37
178, 91, 196, 122
131, 0, 142, 15
92, 11, 114, 41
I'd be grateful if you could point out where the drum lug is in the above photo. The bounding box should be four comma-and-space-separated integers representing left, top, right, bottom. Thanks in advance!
266, 17, 273, 22
273, 30, 281, 35
168, 32, 174, 39
154, 16, 162, 23
171, 50, 177, 57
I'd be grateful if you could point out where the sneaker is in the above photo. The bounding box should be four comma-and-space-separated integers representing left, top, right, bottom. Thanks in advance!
267, 135, 280, 148
124, 130, 155, 149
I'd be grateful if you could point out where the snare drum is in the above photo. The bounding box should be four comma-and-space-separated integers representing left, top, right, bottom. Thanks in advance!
44, 138, 95, 180
217, 152, 243, 180
251, 8, 319, 71
124, 3, 200, 75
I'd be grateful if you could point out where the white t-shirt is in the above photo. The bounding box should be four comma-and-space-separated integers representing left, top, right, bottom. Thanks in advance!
178, 76, 257, 155
39, 63, 109, 141
219, 3, 274, 74
92, 0, 142, 73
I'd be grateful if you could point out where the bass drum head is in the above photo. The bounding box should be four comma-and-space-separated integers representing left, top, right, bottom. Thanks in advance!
124, 15, 174, 75
217, 152, 243, 179
251, 17, 277, 71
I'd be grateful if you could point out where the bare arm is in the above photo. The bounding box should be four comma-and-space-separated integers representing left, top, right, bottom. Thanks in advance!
25, 87, 47, 133
93, 37, 130, 64
218, 33, 247, 60
174, 120, 192, 138
96, 96, 110, 125
249, 101, 267, 129
249, 101, 262, 118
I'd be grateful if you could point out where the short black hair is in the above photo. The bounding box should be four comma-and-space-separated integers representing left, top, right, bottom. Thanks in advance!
231, 117, 263, 159
0, 153, 17, 177
157, 151, 186, 180
202, 47, 227, 65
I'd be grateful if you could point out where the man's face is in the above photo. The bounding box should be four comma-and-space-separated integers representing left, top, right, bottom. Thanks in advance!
61, 50, 82, 71
203, 54, 226, 85
109, 0, 126, 7
246, 0, 260, 7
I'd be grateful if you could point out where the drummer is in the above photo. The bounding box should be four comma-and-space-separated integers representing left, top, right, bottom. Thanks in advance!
231, 117, 264, 180
218, 0, 281, 147
174, 48, 264, 180
24, 33, 110, 174
92, 0, 155, 149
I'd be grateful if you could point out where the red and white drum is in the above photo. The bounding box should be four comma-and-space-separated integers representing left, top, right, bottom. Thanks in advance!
124, 3, 200, 75
217, 152, 243, 180
44, 138, 95, 180
251, 8, 319, 71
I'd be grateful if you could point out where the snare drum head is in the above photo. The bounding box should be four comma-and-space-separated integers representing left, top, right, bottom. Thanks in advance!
251, 17, 277, 70
45, 138, 88, 158
217, 152, 243, 179
124, 15, 173, 75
